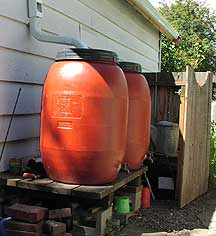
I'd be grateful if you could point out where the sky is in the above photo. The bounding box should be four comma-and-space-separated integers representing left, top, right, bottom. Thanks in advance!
149, 0, 216, 11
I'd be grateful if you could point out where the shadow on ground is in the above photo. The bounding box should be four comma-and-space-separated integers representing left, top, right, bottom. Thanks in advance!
119, 189, 216, 235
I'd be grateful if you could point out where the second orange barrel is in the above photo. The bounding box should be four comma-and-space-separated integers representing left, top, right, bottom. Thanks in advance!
120, 62, 151, 170
40, 49, 128, 184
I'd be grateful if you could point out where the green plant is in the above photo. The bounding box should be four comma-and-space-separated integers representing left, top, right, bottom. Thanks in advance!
159, 0, 216, 73
210, 122, 216, 186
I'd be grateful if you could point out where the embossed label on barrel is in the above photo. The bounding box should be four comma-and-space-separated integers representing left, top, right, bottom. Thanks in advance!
52, 95, 82, 118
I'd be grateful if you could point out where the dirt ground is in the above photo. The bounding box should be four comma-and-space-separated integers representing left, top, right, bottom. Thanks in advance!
120, 189, 216, 235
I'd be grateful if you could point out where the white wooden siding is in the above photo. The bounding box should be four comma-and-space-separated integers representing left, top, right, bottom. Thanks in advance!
0, 138, 40, 171
0, 81, 42, 115
0, 0, 160, 171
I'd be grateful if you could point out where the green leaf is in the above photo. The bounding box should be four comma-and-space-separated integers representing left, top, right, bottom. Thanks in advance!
159, 0, 216, 73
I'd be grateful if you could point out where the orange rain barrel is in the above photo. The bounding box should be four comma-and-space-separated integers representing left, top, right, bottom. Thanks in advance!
119, 62, 151, 170
40, 49, 128, 185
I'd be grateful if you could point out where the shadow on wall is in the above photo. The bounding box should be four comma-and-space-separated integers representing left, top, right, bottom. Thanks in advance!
0, 81, 43, 171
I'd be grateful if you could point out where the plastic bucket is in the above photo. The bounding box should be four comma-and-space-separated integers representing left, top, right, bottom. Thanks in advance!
0, 217, 12, 236
141, 187, 151, 208
116, 196, 130, 214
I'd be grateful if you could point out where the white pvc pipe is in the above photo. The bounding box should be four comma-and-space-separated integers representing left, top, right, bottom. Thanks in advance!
28, 0, 88, 48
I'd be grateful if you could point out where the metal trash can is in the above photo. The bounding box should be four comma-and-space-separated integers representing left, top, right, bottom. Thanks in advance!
155, 121, 179, 157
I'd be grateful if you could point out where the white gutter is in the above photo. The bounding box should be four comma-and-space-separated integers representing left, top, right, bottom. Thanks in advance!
28, 0, 88, 48
127, 0, 179, 40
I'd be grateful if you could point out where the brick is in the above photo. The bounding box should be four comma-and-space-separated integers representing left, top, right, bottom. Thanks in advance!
6, 220, 43, 233
44, 220, 66, 236
6, 203, 48, 223
6, 229, 41, 236
49, 208, 72, 219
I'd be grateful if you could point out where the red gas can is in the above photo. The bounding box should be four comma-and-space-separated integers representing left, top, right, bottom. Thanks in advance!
40, 49, 128, 184
142, 187, 151, 208
120, 62, 151, 170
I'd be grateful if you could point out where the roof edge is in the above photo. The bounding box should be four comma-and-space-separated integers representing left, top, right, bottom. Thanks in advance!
127, 0, 179, 40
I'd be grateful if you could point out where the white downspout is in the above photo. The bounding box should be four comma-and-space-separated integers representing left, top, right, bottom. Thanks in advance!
28, 0, 88, 48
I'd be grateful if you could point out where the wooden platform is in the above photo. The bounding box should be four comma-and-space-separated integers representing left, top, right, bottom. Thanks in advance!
0, 167, 146, 200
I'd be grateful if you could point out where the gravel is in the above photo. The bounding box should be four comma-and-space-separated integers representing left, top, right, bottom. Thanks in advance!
129, 190, 216, 232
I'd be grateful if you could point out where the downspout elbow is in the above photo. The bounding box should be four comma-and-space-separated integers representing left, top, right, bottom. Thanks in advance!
29, 17, 88, 48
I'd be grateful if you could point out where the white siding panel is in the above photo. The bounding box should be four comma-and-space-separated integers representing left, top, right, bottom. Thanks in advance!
81, 26, 158, 71
0, 1, 160, 68
0, 0, 28, 23
44, 0, 159, 61
44, 0, 159, 44
79, 0, 159, 45
0, 81, 42, 115
0, 47, 51, 84
0, 115, 40, 142
0, 138, 40, 172
42, 6, 81, 42
0, 16, 66, 59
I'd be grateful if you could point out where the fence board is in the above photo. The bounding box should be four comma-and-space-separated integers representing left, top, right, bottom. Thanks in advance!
179, 68, 212, 207
145, 68, 212, 207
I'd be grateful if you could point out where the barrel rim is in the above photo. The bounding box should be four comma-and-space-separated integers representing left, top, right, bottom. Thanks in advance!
56, 48, 118, 63
119, 61, 142, 73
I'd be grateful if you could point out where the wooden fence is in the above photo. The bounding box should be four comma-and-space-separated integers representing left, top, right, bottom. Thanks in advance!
144, 67, 212, 207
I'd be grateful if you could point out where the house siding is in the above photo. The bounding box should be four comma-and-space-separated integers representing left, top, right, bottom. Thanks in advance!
0, 0, 160, 171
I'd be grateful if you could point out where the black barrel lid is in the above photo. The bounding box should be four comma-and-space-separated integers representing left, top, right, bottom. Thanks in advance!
119, 61, 142, 73
56, 48, 118, 63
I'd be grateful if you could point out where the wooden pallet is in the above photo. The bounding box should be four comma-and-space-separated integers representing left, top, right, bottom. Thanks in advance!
0, 167, 146, 200
0, 167, 146, 236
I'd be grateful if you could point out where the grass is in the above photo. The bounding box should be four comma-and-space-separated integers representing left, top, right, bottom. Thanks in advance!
210, 122, 216, 187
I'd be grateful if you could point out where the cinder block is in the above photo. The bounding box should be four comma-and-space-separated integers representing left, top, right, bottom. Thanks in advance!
60, 217, 72, 232
113, 211, 133, 226
73, 206, 112, 236
6, 204, 48, 223
44, 220, 66, 236
73, 224, 99, 236
6, 220, 43, 233
49, 208, 72, 219
130, 190, 142, 211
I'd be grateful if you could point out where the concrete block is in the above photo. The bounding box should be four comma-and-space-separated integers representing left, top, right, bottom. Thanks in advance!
73, 206, 112, 236
113, 212, 133, 226
44, 220, 66, 236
